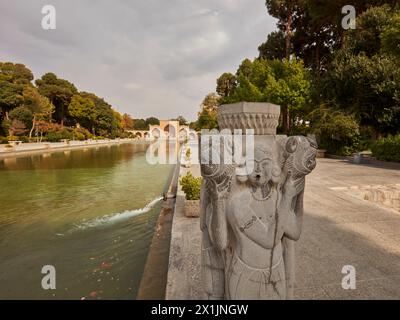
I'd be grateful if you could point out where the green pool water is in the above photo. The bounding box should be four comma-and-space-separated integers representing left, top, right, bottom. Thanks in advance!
0, 143, 173, 299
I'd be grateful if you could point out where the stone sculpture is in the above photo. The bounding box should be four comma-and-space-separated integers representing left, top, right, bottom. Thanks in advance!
200, 102, 317, 300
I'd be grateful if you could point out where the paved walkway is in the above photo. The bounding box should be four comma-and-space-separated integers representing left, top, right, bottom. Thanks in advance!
166, 158, 400, 299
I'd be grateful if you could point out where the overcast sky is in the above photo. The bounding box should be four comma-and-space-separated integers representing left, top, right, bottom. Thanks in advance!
0, 0, 277, 121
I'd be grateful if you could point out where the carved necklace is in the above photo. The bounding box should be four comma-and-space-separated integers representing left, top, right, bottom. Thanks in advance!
250, 184, 273, 202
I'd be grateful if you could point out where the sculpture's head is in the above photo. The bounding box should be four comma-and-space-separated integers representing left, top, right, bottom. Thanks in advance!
245, 145, 281, 188
284, 136, 318, 180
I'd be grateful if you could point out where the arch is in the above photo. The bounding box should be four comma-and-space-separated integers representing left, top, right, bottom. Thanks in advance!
189, 132, 197, 140
178, 128, 189, 141
134, 132, 142, 138
151, 127, 161, 139
164, 124, 176, 138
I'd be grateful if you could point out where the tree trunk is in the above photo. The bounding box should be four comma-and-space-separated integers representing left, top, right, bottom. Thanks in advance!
61, 105, 64, 127
29, 115, 36, 139
285, 5, 293, 59
282, 105, 290, 134
315, 41, 321, 83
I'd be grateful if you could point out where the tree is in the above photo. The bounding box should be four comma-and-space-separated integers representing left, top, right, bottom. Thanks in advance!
194, 93, 221, 131
321, 52, 400, 136
22, 86, 54, 138
133, 118, 147, 130
265, 58, 311, 132
258, 31, 287, 60
35, 73, 77, 126
347, 4, 393, 57
145, 117, 160, 126
216, 73, 237, 98
196, 109, 218, 131
236, 59, 253, 78
121, 113, 134, 130
0, 62, 33, 120
68, 94, 96, 134
10, 119, 27, 137
111, 110, 123, 138
265, 0, 302, 58
309, 105, 361, 155
381, 11, 400, 58
35, 120, 52, 142
0, 62, 33, 84
9, 106, 33, 131
172, 116, 188, 126
221, 58, 311, 133
22, 86, 54, 115
224, 74, 264, 103
201, 92, 221, 115
0, 81, 24, 119
75, 91, 123, 138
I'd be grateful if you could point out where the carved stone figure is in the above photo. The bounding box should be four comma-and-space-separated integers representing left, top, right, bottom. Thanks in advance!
200, 102, 317, 300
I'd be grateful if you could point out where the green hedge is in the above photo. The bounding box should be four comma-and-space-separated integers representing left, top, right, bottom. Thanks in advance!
46, 129, 73, 142
371, 135, 400, 162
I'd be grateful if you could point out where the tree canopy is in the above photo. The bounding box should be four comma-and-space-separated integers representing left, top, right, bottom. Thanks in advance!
0, 62, 128, 140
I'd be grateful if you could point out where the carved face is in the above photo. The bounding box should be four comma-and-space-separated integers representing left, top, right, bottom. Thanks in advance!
285, 136, 318, 180
246, 146, 276, 188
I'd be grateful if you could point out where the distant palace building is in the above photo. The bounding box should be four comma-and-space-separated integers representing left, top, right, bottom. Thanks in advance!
128, 120, 197, 141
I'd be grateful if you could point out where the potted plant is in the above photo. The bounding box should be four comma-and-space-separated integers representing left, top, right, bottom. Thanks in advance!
184, 147, 192, 168
179, 172, 202, 218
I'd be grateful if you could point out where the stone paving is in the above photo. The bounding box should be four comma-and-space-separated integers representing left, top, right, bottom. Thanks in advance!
166, 158, 400, 300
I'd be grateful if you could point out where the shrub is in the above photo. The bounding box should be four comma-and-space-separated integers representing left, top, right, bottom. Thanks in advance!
74, 127, 92, 140
180, 172, 202, 200
0, 136, 8, 144
72, 129, 86, 141
310, 106, 361, 156
185, 148, 191, 159
18, 136, 29, 143
46, 129, 73, 142
371, 135, 400, 162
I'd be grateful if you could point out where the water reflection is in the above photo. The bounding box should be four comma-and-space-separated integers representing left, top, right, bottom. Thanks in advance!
0, 143, 149, 171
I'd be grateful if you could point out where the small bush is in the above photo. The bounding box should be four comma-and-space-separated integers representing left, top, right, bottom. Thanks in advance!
46, 129, 73, 142
371, 135, 400, 162
74, 127, 92, 140
18, 136, 29, 143
180, 172, 202, 200
185, 148, 191, 159
0, 136, 8, 144
310, 106, 361, 156
72, 130, 86, 141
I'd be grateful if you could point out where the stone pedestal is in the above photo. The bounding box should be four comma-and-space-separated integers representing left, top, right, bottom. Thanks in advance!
200, 102, 317, 300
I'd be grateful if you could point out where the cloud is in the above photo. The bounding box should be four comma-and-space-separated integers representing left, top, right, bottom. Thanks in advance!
0, 0, 277, 120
